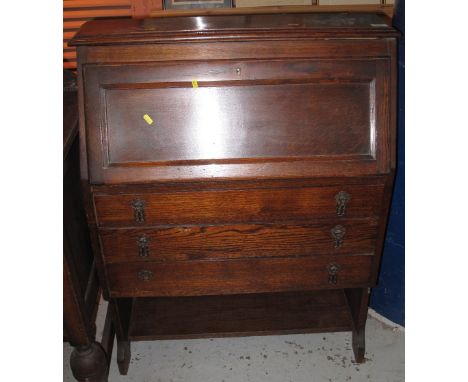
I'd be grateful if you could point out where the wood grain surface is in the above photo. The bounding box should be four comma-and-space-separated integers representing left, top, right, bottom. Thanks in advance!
94, 183, 385, 226
107, 255, 373, 297
99, 219, 378, 263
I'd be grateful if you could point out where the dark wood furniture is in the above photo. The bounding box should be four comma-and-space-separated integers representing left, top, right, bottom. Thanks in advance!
71, 12, 398, 374
63, 71, 115, 382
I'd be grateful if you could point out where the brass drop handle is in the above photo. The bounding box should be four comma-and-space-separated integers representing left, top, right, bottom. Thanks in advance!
327, 263, 341, 285
137, 269, 154, 281
137, 235, 150, 258
335, 191, 351, 216
131, 199, 146, 223
330, 225, 346, 248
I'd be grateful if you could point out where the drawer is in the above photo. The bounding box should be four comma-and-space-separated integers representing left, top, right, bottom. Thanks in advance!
99, 219, 378, 263
106, 255, 373, 297
84, 58, 392, 183
94, 183, 384, 227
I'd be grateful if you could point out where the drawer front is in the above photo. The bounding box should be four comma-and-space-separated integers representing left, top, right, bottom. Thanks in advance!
84, 58, 392, 183
106, 255, 373, 297
94, 183, 384, 227
99, 219, 378, 263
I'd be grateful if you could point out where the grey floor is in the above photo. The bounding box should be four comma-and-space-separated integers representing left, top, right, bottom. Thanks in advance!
64, 301, 404, 382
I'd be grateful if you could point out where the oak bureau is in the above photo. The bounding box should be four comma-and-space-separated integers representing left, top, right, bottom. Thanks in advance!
71, 12, 398, 376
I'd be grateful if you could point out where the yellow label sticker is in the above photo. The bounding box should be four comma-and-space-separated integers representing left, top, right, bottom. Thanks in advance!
191, 79, 198, 88
143, 114, 153, 125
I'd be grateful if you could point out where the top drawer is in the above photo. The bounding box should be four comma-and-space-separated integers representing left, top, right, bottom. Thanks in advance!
83, 58, 392, 184
94, 183, 384, 227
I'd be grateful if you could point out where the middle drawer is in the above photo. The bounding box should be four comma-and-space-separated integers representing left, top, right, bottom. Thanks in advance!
99, 219, 378, 264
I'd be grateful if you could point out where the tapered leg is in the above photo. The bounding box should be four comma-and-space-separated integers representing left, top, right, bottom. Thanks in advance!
110, 298, 133, 375
344, 287, 370, 363
117, 340, 131, 375
351, 324, 366, 363
70, 342, 108, 382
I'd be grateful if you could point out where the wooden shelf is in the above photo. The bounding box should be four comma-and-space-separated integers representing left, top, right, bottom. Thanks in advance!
128, 290, 353, 341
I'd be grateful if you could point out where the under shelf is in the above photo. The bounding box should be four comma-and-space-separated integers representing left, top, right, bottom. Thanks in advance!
128, 289, 353, 341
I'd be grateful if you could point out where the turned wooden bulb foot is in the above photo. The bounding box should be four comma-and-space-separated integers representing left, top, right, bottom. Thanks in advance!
70, 342, 107, 382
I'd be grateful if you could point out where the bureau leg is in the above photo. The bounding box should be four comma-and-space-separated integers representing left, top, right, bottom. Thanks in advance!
117, 340, 131, 375
344, 288, 369, 363
110, 298, 133, 375
352, 325, 366, 364
70, 342, 108, 382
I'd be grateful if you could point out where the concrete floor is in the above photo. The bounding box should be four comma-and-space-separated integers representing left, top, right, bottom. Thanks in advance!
64, 301, 404, 382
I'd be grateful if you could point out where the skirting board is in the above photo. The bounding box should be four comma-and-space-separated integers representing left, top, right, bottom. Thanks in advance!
368, 308, 405, 332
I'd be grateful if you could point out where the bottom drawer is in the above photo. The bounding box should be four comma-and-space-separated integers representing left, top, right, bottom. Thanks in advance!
106, 255, 373, 297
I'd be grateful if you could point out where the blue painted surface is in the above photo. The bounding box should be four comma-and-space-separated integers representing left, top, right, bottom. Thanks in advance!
369, 0, 405, 326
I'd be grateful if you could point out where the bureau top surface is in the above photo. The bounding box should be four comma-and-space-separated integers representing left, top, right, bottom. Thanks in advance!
70, 12, 397, 46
